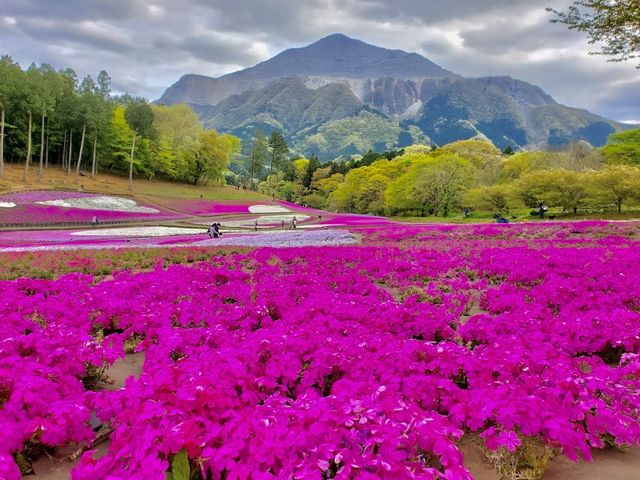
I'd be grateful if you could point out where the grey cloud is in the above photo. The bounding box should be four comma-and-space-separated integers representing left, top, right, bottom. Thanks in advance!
14, 17, 132, 53
167, 33, 266, 65
460, 15, 578, 55
0, 0, 637, 121
3, 0, 149, 22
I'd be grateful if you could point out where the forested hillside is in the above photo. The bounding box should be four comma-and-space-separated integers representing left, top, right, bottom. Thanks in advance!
0, 57, 238, 185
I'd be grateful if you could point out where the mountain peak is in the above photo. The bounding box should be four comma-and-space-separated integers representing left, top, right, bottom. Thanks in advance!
255, 33, 453, 80
308, 33, 365, 48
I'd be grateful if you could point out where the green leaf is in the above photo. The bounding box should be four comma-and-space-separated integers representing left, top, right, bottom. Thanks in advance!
165, 473, 174, 480
171, 449, 190, 480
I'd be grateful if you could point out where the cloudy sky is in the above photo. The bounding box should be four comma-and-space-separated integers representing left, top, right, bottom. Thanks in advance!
2, 0, 639, 122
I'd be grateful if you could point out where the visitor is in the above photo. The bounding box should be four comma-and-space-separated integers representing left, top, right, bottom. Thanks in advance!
292, 216, 298, 230
214, 223, 222, 238
463, 208, 470, 218
281, 220, 285, 229
254, 220, 258, 231
208, 223, 216, 238
537, 201, 547, 219
91, 216, 98, 227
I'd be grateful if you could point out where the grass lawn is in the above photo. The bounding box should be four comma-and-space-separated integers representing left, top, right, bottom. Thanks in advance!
0, 163, 269, 202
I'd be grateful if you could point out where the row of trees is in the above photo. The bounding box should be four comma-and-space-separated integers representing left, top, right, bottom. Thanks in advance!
0, 57, 238, 185
254, 129, 640, 217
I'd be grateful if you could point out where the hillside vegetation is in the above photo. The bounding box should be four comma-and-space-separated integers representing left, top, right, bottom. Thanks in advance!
254, 132, 640, 219
0, 57, 240, 187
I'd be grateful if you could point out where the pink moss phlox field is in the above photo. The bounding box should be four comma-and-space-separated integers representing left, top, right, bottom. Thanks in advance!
146, 197, 253, 215
0, 191, 180, 225
0, 221, 639, 479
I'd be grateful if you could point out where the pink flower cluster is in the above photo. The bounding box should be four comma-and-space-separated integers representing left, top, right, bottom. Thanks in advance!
0, 222, 638, 479
149, 197, 253, 215
0, 191, 179, 225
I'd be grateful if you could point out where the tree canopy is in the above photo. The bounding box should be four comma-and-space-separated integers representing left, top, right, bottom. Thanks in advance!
548, 1, 640, 67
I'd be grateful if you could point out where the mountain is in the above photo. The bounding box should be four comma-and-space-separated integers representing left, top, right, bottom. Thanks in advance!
158, 34, 454, 106
157, 34, 630, 158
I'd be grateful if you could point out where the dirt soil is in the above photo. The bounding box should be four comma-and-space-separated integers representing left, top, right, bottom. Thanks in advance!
29, 353, 144, 480
461, 439, 640, 480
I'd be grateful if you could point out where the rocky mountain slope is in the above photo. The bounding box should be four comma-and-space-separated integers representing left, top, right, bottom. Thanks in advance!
158, 34, 629, 158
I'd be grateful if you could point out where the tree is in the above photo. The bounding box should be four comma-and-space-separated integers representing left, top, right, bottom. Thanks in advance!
589, 165, 640, 213
601, 128, 640, 166
548, 1, 640, 67
104, 106, 135, 172
151, 103, 202, 180
302, 153, 321, 189
465, 184, 514, 215
412, 155, 475, 217
249, 129, 268, 188
268, 131, 290, 177
437, 139, 504, 185
520, 169, 591, 214
188, 130, 240, 185
0, 56, 22, 179
120, 95, 156, 139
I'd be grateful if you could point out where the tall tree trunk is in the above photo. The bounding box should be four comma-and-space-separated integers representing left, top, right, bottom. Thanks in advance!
38, 109, 45, 178
91, 133, 98, 178
67, 130, 73, 175
76, 122, 86, 175
128, 133, 136, 191
0, 107, 4, 180
23, 111, 32, 180
61, 131, 67, 169
45, 121, 49, 169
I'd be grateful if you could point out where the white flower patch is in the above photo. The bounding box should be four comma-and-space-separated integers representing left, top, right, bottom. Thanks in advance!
222, 214, 310, 228
199, 229, 356, 248
37, 196, 160, 213
0, 202, 16, 208
71, 226, 206, 237
297, 224, 342, 229
248, 204, 291, 214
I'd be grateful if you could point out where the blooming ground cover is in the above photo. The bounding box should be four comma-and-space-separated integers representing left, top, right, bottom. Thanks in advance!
143, 197, 254, 215
0, 222, 639, 479
0, 191, 180, 225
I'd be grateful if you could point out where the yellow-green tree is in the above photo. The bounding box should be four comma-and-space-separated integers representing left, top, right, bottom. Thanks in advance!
465, 184, 514, 215
386, 154, 475, 216
601, 128, 640, 166
188, 130, 240, 185
436, 139, 504, 185
589, 165, 640, 213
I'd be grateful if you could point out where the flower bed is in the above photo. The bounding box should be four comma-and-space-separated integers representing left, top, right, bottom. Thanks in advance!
70, 226, 206, 238
198, 229, 356, 247
0, 191, 181, 225
145, 197, 253, 215
0, 222, 639, 479
217, 214, 312, 228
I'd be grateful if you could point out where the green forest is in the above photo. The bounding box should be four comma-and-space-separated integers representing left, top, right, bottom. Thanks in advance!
251, 130, 640, 218
0, 57, 239, 185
